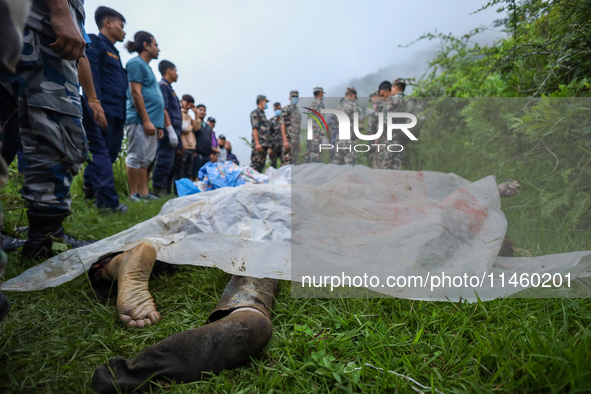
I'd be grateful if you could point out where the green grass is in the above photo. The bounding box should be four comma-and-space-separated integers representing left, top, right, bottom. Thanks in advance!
1, 129, 591, 393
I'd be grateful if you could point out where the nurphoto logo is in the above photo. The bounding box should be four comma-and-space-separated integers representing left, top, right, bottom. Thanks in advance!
304, 107, 419, 153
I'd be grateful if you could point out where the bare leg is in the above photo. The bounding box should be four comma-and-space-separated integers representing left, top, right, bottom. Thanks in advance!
139, 167, 149, 196
126, 167, 140, 195
101, 243, 161, 328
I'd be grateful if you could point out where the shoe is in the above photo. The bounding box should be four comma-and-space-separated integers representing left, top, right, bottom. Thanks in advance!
61, 233, 96, 249
1, 234, 26, 252
152, 187, 167, 197
129, 193, 142, 203
99, 203, 128, 215
21, 210, 97, 260
141, 193, 159, 201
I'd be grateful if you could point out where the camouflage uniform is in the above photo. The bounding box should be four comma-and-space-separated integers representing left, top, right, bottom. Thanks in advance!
374, 93, 405, 170
304, 87, 326, 163
268, 114, 282, 168
280, 90, 301, 166
366, 91, 380, 166
0, 0, 88, 212
249, 101, 271, 173
331, 96, 363, 165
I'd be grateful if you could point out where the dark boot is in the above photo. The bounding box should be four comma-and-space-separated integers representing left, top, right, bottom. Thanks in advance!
0, 291, 10, 323
92, 310, 273, 394
21, 210, 96, 259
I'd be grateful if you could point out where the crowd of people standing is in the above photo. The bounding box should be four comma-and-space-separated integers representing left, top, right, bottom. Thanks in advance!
81, 8, 241, 206
249, 79, 408, 172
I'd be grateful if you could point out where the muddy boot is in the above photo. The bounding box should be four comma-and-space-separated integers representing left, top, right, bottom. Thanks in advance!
21, 210, 96, 260
92, 309, 273, 394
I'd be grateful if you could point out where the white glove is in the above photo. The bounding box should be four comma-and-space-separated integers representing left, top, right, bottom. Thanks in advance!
166, 125, 178, 148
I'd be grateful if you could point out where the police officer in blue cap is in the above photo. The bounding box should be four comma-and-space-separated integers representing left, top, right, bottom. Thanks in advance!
81, 6, 128, 212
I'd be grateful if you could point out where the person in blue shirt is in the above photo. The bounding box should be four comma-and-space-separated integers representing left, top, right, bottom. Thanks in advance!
80, 6, 128, 213
86, 6, 128, 163
153, 60, 182, 196
124, 31, 164, 202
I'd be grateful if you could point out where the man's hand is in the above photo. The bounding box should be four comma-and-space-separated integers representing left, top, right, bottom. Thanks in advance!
177, 147, 185, 155
88, 102, 108, 129
158, 129, 164, 139
267, 147, 273, 155
255, 143, 263, 152
48, 2, 86, 60
143, 121, 156, 136
283, 140, 290, 151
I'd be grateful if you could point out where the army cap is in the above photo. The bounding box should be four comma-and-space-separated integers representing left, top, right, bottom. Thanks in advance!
313, 86, 324, 94
393, 78, 406, 85
369, 90, 379, 97
290, 90, 299, 97
207, 117, 216, 123
346, 86, 357, 95
256, 95, 268, 103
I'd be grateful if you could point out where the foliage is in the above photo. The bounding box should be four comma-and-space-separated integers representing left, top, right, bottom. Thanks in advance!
408, 0, 591, 230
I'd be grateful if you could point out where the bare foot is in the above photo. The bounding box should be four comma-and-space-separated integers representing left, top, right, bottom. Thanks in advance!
103, 243, 161, 328
498, 180, 520, 198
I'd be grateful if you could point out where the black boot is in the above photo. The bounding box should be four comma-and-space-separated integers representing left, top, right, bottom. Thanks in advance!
21, 210, 96, 260
92, 310, 273, 393
0, 291, 10, 323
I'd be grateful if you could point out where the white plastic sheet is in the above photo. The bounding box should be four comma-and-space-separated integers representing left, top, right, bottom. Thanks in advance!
3, 164, 591, 301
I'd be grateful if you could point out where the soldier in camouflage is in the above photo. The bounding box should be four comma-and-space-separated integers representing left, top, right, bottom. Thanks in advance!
0, 0, 93, 259
304, 87, 326, 163
391, 78, 409, 167
280, 90, 301, 166
366, 90, 382, 167
268, 102, 283, 168
332, 87, 364, 165
389, 78, 406, 169
249, 95, 271, 173
373, 80, 405, 170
